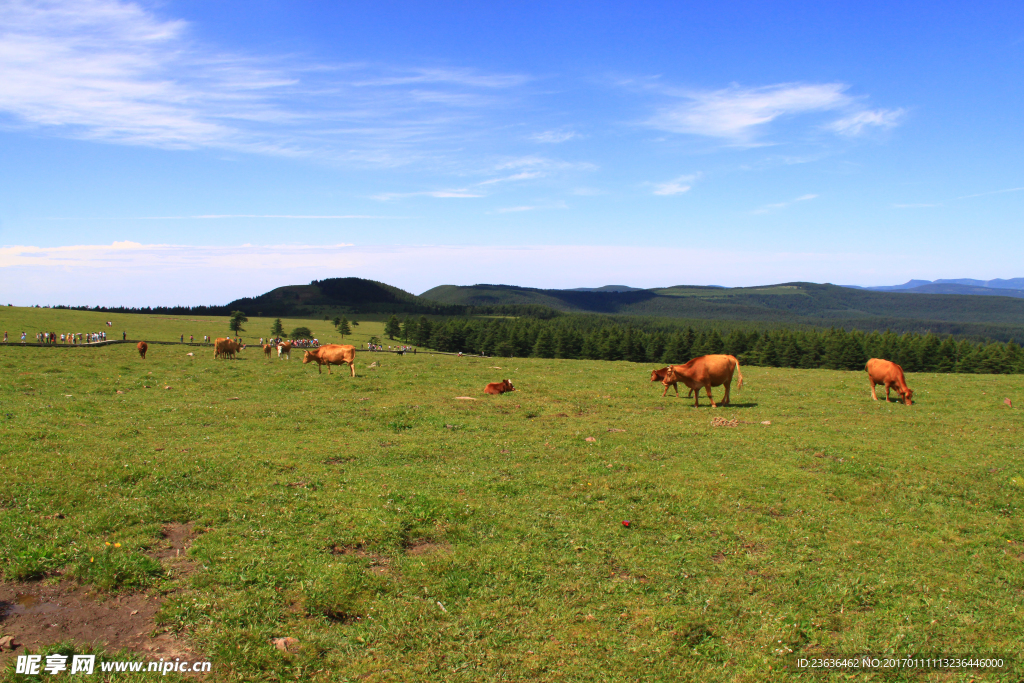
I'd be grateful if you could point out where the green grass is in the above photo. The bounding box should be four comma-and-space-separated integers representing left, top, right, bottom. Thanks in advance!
2, 308, 1023, 681
0, 307, 386, 348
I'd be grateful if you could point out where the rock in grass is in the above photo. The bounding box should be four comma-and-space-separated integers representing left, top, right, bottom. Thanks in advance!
272, 637, 299, 652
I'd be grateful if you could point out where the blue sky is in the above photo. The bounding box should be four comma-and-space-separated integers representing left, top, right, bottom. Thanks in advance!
1, 0, 1023, 305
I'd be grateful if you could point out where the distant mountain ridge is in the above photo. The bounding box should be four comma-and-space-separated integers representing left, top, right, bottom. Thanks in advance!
844, 278, 1024, 298
420, 281, 1024, 340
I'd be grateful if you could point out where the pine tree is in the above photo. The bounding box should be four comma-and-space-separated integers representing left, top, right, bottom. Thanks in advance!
270, 318, 285, 337
532, 329, 556, 358
416, 316, 433, 346
229, 310, 248, 334
385, 315, 401, 340
336, 316, 352, 340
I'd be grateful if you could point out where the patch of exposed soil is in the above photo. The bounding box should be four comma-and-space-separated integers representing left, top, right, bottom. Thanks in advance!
0, 582, 196, 664
404, 539, 450, 556
149, 522, 202, 579
329, 544, 394, 577
0, 522, 205, 664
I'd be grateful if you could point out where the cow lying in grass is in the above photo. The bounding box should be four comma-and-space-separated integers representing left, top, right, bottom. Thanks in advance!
663, 355, 743, 408
484, 379, 515, 395
866, 358, 913, 405
303, 344, 356, 376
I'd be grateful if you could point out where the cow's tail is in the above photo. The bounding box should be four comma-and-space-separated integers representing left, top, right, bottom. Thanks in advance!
734, 356, 743, 390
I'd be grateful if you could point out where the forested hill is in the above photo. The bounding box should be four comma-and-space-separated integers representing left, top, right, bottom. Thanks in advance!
224, 277, 461, 316
419, 282, 1024, 339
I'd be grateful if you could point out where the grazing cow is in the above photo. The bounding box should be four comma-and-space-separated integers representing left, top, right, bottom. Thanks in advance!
277, 341, 292, 360
663, 355, 743, 407
137, 341, 148, 359
303, 344, 356, 376
650, 367, 694, 398
484, 379, 515, 395
262, 344, 274, 360
866, 358, 913, 405
214, 337, 243, 360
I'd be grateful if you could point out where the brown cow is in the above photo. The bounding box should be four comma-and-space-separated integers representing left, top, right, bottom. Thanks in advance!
277, 341, 292, 360
262, 344, 274, 360
137, 341, 148, 359
214, 338, 243, 360
663, 355, 743, 407
650, 367, 693, 398
866, 358, 913, 405
484, 379, 515, 395
303, 344, 356, 376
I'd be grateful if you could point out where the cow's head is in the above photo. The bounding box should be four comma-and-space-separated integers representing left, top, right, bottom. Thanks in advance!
302, 350, 316, 364
901, 388, 914, 405
503, 379, 515, 392
651, 368, 667, 382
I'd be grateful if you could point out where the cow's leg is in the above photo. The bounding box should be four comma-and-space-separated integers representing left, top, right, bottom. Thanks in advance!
349, 361, 356, 377
884, 383, 892, 402
662, 384, 669, 397
722, 380, 731, 405
327, 362, 332, 375
870, 380, 879, 401
705, 384, 717, 408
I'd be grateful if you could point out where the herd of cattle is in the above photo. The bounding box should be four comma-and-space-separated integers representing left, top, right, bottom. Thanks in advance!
133, 339, 913, 405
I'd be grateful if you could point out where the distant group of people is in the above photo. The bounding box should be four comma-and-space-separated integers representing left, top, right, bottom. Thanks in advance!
260, 337, 318, 348
367, 343, 416, 354
8, 331, 109, 344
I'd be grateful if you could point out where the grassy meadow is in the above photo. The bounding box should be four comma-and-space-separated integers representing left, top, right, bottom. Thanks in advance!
2, 308, 1023, 681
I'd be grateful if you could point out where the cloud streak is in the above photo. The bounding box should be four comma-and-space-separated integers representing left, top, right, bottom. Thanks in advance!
644, 82, 902, 144
751, 193, 818, 214
0, 0, 529, 165
1, 241, 892, 306
652, 174, 699, 196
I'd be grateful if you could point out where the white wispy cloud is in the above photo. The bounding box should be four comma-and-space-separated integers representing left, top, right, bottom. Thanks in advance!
957, 186, 1024, 200
652, 174, 699, 196
752, 193, 818, 214
43, 214, 401, 220
476, 171, 544, 186
0, 0, 529, 164
828, 108, 905, 135
529, 129, 578, 143
644, 82, 902, 144
371, 189, 483, 201
0, 241, 900, 307
493, 201, 568, 213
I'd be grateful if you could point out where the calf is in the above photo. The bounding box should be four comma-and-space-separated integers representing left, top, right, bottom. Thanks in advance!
866, 358, 913, 405
262, 344, 274, 360
484, 379, 515, 395
277, 341, 292, 360
137, 341, 148, 359
650, 366, 693, 398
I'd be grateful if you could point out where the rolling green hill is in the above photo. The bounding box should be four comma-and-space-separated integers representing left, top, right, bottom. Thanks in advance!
225, 277, 462, 317
420, 282, 1024, 340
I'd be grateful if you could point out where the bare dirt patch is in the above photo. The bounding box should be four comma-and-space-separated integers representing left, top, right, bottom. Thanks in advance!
0, 581, 197, 665
0, 522, 206, 664
404, 539, 450, 556
330, 544, 395, 577
149, 522, 202, 579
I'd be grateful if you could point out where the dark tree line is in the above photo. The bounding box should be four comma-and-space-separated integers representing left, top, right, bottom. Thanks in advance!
397, 316, 1024, 374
